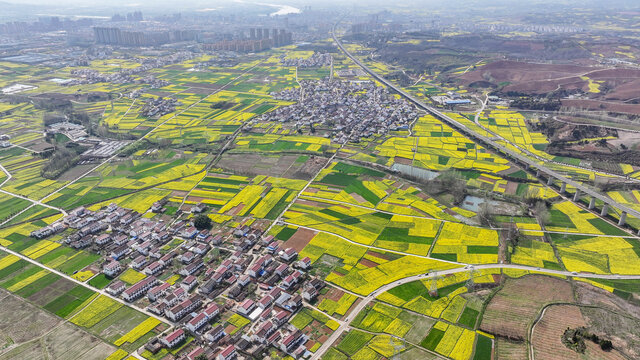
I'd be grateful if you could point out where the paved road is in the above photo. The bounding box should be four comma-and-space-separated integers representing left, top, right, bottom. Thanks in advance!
331, 27, 640, 224
0, 243, 173, 327
311, 262, 640, 360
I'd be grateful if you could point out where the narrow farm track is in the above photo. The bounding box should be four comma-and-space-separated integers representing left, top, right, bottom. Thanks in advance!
0, 162, 68, 217
263, 146, 346, 237
297, 194, 638, 238
303, 297, 449, 360
35, 60, 268, 209
0, 60, 267, 228
173, 71, 271, 215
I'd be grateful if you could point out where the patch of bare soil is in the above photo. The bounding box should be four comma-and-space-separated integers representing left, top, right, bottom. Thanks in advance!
283, 228, 316, 253
480, 275, 573, 340
496, 337, 527, 360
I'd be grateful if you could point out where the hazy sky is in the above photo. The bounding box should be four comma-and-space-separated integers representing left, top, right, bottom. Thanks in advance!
2, 0, 639, 15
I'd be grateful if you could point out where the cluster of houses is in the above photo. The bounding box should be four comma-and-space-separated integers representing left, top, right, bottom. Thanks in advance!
67, 51, 194, 86
31, 204, 326, 359
265, 79, 419, 144
140, 97, 181, 117
279, 52, 332, 67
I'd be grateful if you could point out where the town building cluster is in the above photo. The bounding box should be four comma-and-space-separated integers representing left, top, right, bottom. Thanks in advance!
266, 79, 419, 143
202, 28, 293, 53
31, 203, 324, 359
279, 52, 332, 67
141, 97, 181, 117
67, 51, 194, 86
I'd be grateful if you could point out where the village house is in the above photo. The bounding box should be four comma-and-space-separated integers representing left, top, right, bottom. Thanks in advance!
191, 202, 207, 214
110, 245, 129, 260
161, 329, 185, 348
280, 248, 298, 262
166, 296, 201, 321
180, 275, 198, 292
296, 257, 312, 270
204, 325, 226, 343
280, 330, 307, 353
144, 261, 164, 276
103, 260, 122, 277
94, 233, 110, 246
217, 345, 237, 360
106, 280, 126, 296
186, 312, 208, 333
179, 259, 204, 276
148, 282, 171, 302
203, 303, 220, 319
237, 298, 255, 316
182, 226, 199, 239
122, 276, 158, 302
131, 255, 148, 270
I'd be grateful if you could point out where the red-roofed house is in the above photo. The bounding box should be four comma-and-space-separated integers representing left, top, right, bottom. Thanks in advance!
204, 303, 220, 319
161, 328, 185, 348
237, 298, 255, 316
186, 312, 208, 333
218, 345, 236, 360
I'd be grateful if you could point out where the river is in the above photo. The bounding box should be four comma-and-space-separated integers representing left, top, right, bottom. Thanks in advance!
234, 0, 301, 16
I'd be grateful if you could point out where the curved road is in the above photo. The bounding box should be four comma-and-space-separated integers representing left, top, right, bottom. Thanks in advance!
309, 23, 640, 360
330, 25, 640, 226
311, 263, 640, 360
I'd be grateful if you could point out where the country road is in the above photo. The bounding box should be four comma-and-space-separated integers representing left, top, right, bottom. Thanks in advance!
310, 262, 640, 360
307, 22, 640, 360
0, 243, 173, 327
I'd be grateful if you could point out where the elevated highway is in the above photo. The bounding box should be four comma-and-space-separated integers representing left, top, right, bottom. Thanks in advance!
331, 27, 640, 230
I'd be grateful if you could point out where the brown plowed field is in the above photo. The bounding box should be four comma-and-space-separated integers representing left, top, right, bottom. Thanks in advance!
480, 275, 573, 340
283, 228, 316, 252
532, 304, 626, 360
460, 60, 640, 100
496, 338, 527, 360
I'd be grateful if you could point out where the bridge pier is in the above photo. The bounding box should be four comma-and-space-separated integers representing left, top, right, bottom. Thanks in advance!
560, 182, 567, 193
601, 204, 608, 217
536, 170, 540, 177
588, 197, 596, 210
619, 212, 627, 226
547, 177, 553, 186
573, 189, 581, 202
